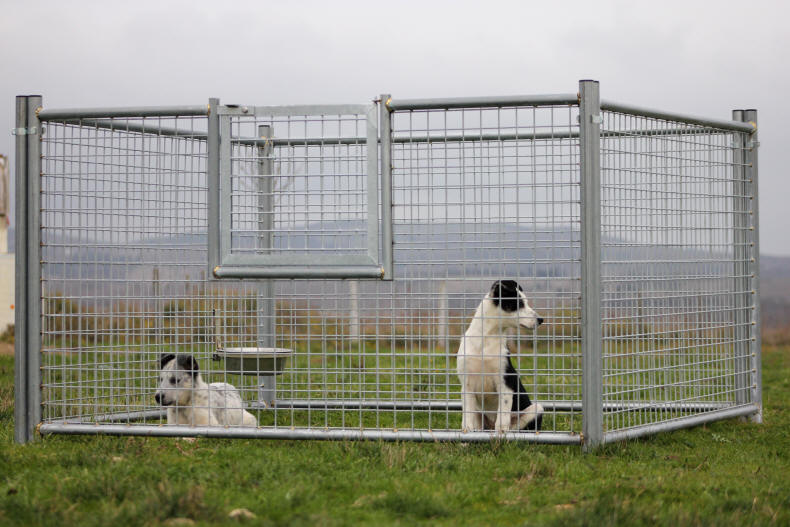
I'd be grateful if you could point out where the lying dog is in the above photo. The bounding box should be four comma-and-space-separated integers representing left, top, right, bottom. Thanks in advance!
154, 353, 257, 427
456, 280, 544, 432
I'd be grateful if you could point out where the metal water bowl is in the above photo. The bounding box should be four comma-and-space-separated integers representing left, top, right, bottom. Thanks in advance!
213, 347, 292, 376
213, 347, 293, 409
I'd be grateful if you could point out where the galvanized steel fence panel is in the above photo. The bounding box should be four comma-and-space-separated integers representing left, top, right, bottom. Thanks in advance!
14, 81, 761, 447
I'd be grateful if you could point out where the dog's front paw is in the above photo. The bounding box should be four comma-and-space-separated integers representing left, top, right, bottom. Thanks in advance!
495, 422, 510, 434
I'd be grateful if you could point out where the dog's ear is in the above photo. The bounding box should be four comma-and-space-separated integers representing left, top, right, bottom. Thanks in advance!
176, 354, 199, 378
159, 353, 176, 369
490, 280, 524, 313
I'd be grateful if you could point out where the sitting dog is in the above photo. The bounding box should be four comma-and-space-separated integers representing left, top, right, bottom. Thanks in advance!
154, 353, 257, 427
456, 280, 544, 432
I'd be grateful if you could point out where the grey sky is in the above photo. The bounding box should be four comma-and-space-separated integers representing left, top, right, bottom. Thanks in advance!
2, 0, 788, 255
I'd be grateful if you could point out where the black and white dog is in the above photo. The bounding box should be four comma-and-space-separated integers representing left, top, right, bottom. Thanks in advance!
154, 353, 257, 427
457, 280, 544, 432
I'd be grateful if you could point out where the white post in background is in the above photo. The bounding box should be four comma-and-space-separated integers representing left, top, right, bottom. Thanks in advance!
438, 281, 448, 349
0, 155, 7, 253
0, 154, 13, 332
349, 280, 360, 342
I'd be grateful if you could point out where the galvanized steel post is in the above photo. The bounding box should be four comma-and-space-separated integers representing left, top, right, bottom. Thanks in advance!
14, 95, 42, 443
743, 109, 762, 423
13, 96, 29, 444
579, 80, 603, 449
379, 94, 394, 280
207, 98, 220, 277
256, 124, 276, 406
256, 124, 275, 347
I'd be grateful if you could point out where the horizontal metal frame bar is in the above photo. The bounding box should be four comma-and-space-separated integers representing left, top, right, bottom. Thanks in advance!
392, 128, 734, 143
35, 100, 752, 135
48, 400, 736, 426
266, 127, 732, 145
55, 119, 206, 138
39, 423, 581, 444
601, 99, 755, 133
82, 409, 166, 423
394, 131, 577, 142
38, 105, 209, 121
218, 104, 372, 117
42, 122, 734, 147
269, 400, 734, 413
387, 94, 579, 111
221, 253, 378, 268
604, 404, 759, 444
213, 265, 385, 279
43, 404, 758, 442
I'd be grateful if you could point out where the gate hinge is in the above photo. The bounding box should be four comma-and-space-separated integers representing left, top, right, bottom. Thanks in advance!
12, 126, 38, 135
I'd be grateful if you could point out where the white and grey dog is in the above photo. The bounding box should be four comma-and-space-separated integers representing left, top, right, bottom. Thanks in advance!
457, 280, 544, 433
154, 353, 257, 427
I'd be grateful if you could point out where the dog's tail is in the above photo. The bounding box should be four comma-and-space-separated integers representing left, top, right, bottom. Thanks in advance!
518, 403, 544, 431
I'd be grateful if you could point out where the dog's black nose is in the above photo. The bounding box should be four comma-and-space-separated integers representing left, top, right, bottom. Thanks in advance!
537, 317, 544, 326
154, 393, 161, 404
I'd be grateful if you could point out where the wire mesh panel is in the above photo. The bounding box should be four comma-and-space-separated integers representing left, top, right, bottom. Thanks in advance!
599, 112, 756, 436
389, 103, 582, 436
35, 101, 583, 441
39, 114, 212, 423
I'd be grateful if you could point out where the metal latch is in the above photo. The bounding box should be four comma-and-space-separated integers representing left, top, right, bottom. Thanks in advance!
11, 127, 38, 135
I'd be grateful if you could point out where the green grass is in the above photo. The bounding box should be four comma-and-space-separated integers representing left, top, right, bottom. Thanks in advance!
1, 347, 789, 526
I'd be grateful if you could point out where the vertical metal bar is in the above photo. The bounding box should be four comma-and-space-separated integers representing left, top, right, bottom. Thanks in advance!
257, 124, 276, 407
257, 124, 275, 347
207, 98, 220, 277
731, 110, 749, 407
379, 94, 394, 280
365, 105, 380, 266
743, 109, 762, 423
218, 114, 232, 265
579, 80, 603, 449
13, 96, 29, 443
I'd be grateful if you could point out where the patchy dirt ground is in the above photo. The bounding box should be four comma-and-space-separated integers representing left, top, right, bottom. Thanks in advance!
0, 343, 12, 356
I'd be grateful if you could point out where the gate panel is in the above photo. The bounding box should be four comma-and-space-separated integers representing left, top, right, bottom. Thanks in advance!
211, 104, 386, 279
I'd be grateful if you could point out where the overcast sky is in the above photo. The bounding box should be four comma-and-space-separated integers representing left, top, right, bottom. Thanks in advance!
2, 0, 788, 255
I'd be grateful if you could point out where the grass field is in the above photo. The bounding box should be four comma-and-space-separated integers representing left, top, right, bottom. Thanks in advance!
1, 347, 789, 526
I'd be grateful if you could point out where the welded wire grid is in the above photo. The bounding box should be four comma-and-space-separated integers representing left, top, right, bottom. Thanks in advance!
228, 112, 370, 258
599, 112, 755, 433
39, 116, 214, 423
36, 100, 754, 441
37, 103, 583, 437
389, 104, 582, 434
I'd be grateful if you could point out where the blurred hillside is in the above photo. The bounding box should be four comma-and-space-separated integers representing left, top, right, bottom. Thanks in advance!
5, 225, 789, 334
760, 255, 790, 341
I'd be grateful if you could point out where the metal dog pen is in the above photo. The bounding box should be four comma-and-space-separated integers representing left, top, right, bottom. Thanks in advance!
15, 80, 761, 449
